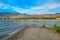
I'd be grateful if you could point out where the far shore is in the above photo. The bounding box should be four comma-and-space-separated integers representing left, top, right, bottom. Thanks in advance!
0, 18, 59, 20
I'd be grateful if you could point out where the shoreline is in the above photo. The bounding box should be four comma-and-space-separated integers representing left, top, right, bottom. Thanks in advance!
1, 24, 27, 40
9, 25, 60, 40
0, 23, 60, 40
1, 24, 60, 40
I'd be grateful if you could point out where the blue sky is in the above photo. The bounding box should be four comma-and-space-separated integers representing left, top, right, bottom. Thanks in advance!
0, 0, 60, 14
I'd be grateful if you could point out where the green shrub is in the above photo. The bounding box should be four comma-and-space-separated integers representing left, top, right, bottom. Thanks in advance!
52, 24, 60, 33
42, 24, 46, 28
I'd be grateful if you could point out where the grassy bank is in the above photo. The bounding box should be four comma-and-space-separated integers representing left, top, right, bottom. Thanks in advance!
41, 24, 60, 33
0, 18, 56, 20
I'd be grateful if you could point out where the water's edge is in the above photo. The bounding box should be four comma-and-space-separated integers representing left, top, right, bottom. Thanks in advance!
1, 24, 27, 40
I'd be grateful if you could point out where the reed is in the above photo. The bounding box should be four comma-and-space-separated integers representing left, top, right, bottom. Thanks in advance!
41, 24, 46, 28
41, 23, 60, 33
52, 24, 60, 33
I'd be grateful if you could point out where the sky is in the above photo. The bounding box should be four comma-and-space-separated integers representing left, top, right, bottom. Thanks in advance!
0, 0, 60, 14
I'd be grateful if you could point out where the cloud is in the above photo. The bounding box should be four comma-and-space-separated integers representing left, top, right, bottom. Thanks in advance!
12, 7, 29, 13
0, 3, 12, 9
27, 2, 60, 14
0, 3, 28, 13
0, 2, 60, 14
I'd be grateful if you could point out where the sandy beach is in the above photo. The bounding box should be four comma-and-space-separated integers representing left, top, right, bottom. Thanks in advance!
7, 25, 60, 40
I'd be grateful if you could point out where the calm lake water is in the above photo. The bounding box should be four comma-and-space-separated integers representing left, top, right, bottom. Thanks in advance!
0, 20, 60, 36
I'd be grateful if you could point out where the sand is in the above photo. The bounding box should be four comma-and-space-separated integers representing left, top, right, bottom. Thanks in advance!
8, 25, 60, 40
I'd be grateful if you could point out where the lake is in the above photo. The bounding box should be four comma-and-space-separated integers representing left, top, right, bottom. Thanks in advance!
0, 20, 60, 36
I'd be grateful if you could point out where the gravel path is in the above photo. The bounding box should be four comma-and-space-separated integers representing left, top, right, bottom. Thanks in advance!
16, 26, 60, 40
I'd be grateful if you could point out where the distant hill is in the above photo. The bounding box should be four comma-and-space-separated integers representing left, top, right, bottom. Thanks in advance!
0, 12, 29, 18
56, 13, 60, 14
0, 12, 20, 16
0, 12, 60, 19
0, 12, 20, 18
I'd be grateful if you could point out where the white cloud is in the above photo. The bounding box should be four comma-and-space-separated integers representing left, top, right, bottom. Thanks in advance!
0, 3, 12, 9
0, 2, 60, 14
0, 3, 28, 13
12, 7, 28, 13
27, 3, 60, 14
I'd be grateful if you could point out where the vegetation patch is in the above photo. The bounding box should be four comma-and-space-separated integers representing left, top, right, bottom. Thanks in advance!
52, 24, 60, 33
41, 24, 46, 28
41, 24, 60, 33
0, 35, 7, 39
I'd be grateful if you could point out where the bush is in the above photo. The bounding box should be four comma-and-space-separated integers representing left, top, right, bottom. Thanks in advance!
41, 24, 46, 28
52, 24, 60, 33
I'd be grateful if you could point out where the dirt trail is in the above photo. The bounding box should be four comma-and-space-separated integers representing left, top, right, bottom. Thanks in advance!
16, 26, 60, 40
